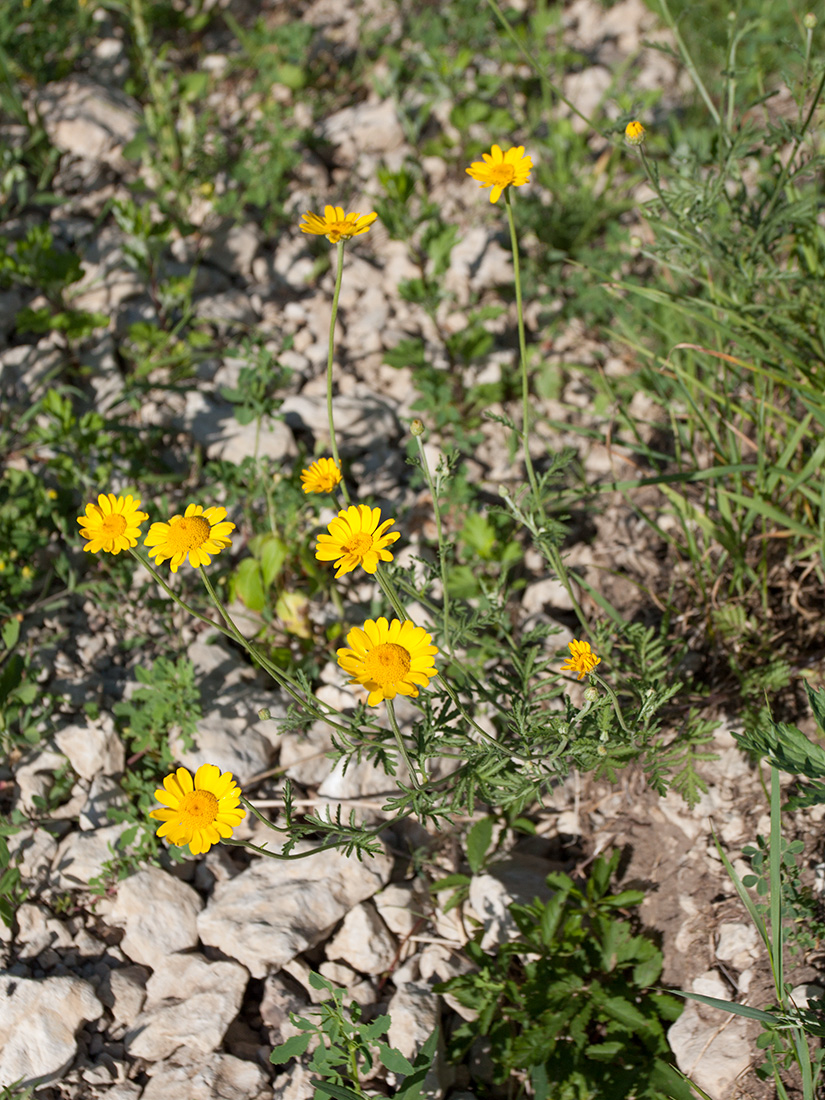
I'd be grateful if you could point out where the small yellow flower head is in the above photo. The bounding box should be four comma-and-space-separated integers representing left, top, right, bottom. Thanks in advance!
466, 144, 532, 203
150, 764, 245, 855
625, 120, 646, 147
337, 617, 439, 707
299, 205, 378, 244
144, 503, 235, 573
560, 639, 601, 680
315, 504, 400, 578
301, 457, 342, 494
77, 493, 149, 555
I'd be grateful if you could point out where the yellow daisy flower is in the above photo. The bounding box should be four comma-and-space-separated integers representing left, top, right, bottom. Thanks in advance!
466, 144, 533, 204
301, 457, 342, 494
144, 503, 235, 573
299, 205, 378, 243
315, 504, 400, 578
625, 120, 646, 146
149, 764, 245, 855
337, 617, 439, 707
560, 639, 601, 680
77, 493, 148, 555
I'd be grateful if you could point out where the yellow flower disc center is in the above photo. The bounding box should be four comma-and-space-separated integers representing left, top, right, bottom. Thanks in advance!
166, 515, 211, 553
178, 789, 219, 827
100, 514, 128, 538
362, 642, 412, 686
488, 164, 515, 187
344, 532, 374, 556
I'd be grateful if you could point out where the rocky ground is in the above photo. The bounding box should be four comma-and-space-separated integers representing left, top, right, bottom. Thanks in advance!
1, 0, 824, 1098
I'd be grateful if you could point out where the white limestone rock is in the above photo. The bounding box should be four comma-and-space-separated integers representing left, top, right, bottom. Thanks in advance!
55, 715, 125, 780
104, 866, 203, 968
50, 822, 130, 890
325, 902, 396, 975
125, 953, 249, 1061
141, 1053, 269, 1100
0, 973, 103, 1087
198, 843, 392, 978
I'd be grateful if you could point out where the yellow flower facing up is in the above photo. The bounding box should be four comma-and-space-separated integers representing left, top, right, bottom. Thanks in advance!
301, 457, 342, 494
315, 504, 400, 578
299, 205, 378, 244
625, 120, 646, 146
560, 639, 601, 680
338, 617, 439, 707
144, 503, 235, 573
150, 764, 245, 855
77, 493, 148, 555
466, 144, 532, 203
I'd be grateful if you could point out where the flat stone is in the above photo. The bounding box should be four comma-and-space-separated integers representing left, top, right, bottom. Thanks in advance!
141, 1054, 269, 1100
34, 77, 140, 168
0, 972, 103, 1087
468, 857, 554, 950
105, 867, 203, 968
125, 953, 249, 1061
280, 389, 399, 451
55, 715, 125, 780
198, 843, 392, 978
325, 902, 396, 975
51, 822, 130, 890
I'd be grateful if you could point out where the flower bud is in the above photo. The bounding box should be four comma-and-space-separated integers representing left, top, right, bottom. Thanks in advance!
257, 707, 271, 721
804, 12, 817, 28
625, 120, 645, 146
584, 686, 600, 703
410, 418, 425, 437
597, 744, 608, 756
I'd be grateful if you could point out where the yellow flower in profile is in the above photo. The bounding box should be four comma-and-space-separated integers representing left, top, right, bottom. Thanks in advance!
77, 493, 148, 555
149, 764, 245, 855
560, 639, 601, 680
337, 617, 438, 706
625, 120, 646, 146
466, 144, 532, 203
301, 457, 342, 494
144, 503, 235, 573
315, 504, 400, 578
299, 205, 378, 243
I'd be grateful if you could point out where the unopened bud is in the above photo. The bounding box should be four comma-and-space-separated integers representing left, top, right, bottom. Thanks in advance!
804, 12, 817, 28
624, 120, 645, 146
257, 707, 271, 721
410, 418, 425, 437
584, 686, 600, 703
597, 744, 608, 756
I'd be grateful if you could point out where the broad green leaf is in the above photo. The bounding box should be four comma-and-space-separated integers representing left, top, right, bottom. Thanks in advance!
232, 559, 265, 611
393, 1028, 440, 1100
376, 1041, 414, 1075
2, 617, 20, 650
260, 535, 289, 588
269, 1031, 312, 1064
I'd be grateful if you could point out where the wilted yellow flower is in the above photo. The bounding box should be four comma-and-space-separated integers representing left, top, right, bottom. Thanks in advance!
337, 617, 439, 706
315, 504, 400, 578
150, 764, 245, 855
560, 639, 601, 680
299, 205, 378, 243
466, 144, 532, 203
625, 120, 646, 146
301, 457, 342, 494
144, 503, 235, 573
77, 493, 148, 555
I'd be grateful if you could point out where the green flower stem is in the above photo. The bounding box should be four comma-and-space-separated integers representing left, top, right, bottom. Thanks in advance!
415, 432, 451, 650
657, 0, 721, 129
483, 0, 606, 138
504, 189, 540, 503
545, 544, 589, 635
385, 699, 424, 789
374, 564, 408, 620
326, 240, 351, 506
197, 569, 352, 734
127, 546, 237, 642
590, 672, 633, 736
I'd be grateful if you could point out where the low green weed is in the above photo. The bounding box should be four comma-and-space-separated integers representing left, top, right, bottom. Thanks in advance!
270, 970, 437, 1100
438, 850, 689, 1100
0, 815, 27, 928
